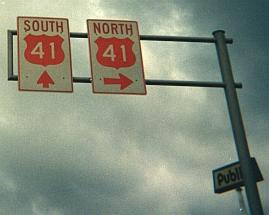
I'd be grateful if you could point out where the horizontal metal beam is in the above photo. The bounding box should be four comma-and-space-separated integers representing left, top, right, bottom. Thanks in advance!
9, 30, 233, 43
140, 35, 233, 44
145, 79, 241, 88
8, 75, 242, 88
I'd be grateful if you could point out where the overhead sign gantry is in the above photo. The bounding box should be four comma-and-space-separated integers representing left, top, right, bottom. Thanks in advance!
7, 17, 264, 214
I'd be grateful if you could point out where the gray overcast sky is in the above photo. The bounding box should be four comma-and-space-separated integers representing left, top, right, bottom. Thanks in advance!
0, 0, 269, 214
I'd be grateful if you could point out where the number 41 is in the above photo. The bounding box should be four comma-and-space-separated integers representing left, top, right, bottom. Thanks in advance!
103, 44, 127, 62
31, 42, 56, 59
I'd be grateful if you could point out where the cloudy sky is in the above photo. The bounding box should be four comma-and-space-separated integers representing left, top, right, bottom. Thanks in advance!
0, 0, 268, 214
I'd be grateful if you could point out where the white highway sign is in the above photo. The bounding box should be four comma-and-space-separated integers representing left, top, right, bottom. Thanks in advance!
17, 16, 73, 92
87, 19, 146, 95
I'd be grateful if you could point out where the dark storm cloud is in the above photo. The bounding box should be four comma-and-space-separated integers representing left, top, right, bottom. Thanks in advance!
97, 0, 194, 35
183, 0, 269, 128
0, 117, 144, 215
187, 2, 269, 88
0, 88, 238, 215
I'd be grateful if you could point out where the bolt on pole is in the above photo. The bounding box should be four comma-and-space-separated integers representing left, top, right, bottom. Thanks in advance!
213, 30, 264, 215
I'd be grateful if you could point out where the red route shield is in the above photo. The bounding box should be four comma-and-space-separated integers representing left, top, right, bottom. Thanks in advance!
24, 34, 65, 67
95, 37, 136, 69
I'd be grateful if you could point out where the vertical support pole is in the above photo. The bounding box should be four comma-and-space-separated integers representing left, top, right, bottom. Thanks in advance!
7, 30, 14, 80
213, 30, 263, 215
